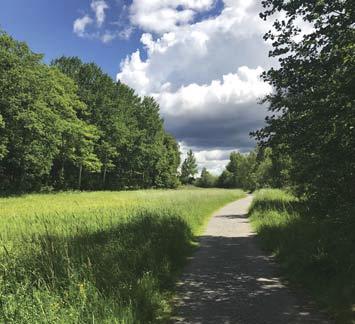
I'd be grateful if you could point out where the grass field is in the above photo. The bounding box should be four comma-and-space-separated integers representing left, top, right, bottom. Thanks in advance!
249, 189, 355, 324
0, 188, 245, 323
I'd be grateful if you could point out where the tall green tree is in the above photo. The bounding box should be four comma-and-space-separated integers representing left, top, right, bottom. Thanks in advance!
196, 168, 217, 188
254, 0, 355, 212
217, 170, 233, 188
51, 57, 125, 189
52, 57, 181, 190
224, 152, 256, 190
180, 150, 198, 184
154, 134, 181, 188
0, 33, 180, 193
0, 32, 96, 192
0, 114, 7, 160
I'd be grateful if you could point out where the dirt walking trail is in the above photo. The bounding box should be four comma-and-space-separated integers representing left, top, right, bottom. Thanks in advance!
172, 195, 330, 324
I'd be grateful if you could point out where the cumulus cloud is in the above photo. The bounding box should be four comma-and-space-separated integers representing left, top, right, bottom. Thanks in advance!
118, 0, 272, 94
73, 15, 93, 37
71, 0, 313, 172
117, 1, 268, 170
117, 0, 274, 172
156, 66, 271, 150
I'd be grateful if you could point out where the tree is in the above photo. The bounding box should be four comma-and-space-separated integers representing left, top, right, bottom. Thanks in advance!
154, 134, 181, 188
196, 168, 217, 188
0, 114, 7, 161
216, 147, 290, 191
70, 123, 101, 189
0, 32, 96, 192
222, 152, 256, 190
52, 57, 181, 190
97, 140, 118, 188
253, 0, 355, 213
180, 150, 198, 184
51, 57, 124, 189
253, 146, 291, 189
0, 32, 181, 193
217, 170, 233, 188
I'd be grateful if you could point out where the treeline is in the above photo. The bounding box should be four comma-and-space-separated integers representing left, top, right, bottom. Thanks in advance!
217, 148, 289, 190
191, 147, 288, 191
0, 31, 180, 193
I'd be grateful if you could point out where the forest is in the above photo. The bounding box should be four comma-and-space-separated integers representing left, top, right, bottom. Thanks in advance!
0, 32, 180, 193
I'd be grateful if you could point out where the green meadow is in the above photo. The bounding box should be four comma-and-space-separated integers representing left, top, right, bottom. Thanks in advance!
0, 189, 244, 323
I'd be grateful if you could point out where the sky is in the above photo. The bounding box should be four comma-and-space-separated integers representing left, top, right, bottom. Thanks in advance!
1, 0, 277, 174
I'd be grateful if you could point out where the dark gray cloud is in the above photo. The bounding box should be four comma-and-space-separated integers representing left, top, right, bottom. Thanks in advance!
117, 0, 273, 170
165, 104, 265, 150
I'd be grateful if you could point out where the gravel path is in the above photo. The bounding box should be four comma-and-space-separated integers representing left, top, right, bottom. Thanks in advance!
172, 195, 330, 324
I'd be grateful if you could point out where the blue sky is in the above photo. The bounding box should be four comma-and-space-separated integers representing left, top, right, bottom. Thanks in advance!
1, 0, 138, 77
1, 0, 273, 173
0, 0, 224, 78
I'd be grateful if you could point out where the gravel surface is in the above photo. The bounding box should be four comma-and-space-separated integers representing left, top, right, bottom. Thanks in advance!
172, 195, 331, 324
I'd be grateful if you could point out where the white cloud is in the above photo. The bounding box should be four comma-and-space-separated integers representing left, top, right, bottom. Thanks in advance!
71, 0, 314, 172
73, 0, 122, 43
119, 26, 134, 40
100, 31, 116, 43
129, 0, 215, 33
117, 0, 274, 172
179, 143, 236, 175
118, 50, 151, 94
91, 0, 109, 27
157, 66, 271, 118
118, 0, 271, 94
156, 66, 271, 153
99, 27, 134, 43
73, 15, 93, 37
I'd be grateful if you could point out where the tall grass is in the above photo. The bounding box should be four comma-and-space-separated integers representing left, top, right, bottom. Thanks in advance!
249, 189, 355, 323
0, 189, 245, 323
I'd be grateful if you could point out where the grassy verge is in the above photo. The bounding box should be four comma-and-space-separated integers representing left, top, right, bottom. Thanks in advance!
0, 188, 245, 323
249, 189, 355, 323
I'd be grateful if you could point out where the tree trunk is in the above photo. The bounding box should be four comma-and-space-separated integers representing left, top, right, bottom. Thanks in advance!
59, 163, 65, 188
78, 164, 83, 190
102, 165, 107, 189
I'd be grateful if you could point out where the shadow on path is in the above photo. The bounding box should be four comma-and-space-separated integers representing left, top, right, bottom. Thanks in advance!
172, 198, 330, 324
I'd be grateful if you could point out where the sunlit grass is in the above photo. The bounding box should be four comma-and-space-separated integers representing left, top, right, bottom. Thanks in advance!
0, 188, 245, 323
249, 189, 355, 323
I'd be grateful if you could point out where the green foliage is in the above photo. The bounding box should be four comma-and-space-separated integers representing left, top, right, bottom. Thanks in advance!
196, 168, 218, 188
249, 3, 354, 320
253, 147, 292, 189
217, 147, 292, 191
180, 149, 198, 184
250, 189, 355, 323
227, 151, 257, 190
254, 0, 355, 213
0, 32, 180, 193
217, 169, 233, 188
0, 32, 96, 192
217, 151, 257, 190
51, 57, 180, 190
0, 114, 7, 160
0, 189, 245, 323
